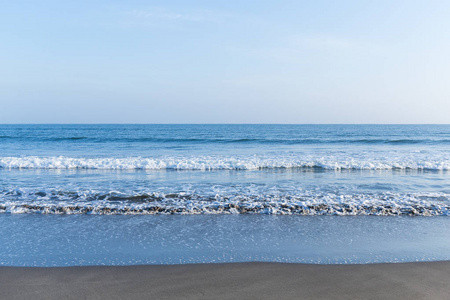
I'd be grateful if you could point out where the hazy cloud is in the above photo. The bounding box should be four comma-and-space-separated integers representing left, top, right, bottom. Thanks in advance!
125, 8, 238, 24
229, 35, 386, 64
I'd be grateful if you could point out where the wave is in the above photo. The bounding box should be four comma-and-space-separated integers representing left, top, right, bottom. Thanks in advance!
349, 139, 425, 144
0, 136, 89, 141
49, 137, 88, 141
2, 136, 450, 144
0, 156, 450, 170
1, 189, 449, 216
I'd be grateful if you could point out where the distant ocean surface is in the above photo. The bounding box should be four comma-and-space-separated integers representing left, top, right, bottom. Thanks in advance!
2, 124, 450, 266
1, 124, 450, 216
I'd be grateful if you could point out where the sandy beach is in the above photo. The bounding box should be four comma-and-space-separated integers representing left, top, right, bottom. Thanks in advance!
1, 261, 450, 299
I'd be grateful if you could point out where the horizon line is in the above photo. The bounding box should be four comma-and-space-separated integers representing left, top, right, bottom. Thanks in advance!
0, 123, 449, 126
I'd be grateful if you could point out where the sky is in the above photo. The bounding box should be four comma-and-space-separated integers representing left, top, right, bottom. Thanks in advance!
1, 0, 450, 124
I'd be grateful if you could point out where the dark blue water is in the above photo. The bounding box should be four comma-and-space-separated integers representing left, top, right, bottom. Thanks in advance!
1, 124, 450, 157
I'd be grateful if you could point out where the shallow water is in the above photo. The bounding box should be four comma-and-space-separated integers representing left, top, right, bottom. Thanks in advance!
1, 214, 450, 266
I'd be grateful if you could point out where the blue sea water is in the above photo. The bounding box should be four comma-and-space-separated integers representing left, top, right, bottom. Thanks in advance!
1, 124, 450, 266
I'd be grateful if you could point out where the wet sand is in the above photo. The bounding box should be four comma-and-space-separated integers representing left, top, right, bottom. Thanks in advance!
1, 262, 450, 299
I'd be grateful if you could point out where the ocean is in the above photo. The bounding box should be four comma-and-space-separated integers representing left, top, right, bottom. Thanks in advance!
1, 124, 450, 266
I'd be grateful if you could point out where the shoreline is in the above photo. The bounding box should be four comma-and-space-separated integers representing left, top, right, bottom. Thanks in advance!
2, 261, 450, 299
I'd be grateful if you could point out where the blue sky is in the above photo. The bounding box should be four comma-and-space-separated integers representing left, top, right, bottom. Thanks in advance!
1, 0, 450, 123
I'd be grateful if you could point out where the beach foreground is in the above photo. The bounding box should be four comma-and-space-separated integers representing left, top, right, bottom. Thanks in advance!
1, 262, 450, 299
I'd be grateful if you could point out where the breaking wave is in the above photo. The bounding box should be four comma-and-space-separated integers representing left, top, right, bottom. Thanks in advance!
0, 155, 450, 170
1, 189, 450, 216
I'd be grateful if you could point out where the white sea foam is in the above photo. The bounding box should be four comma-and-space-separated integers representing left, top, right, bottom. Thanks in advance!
1, 155, 450, 170
1, 189, 449, 216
